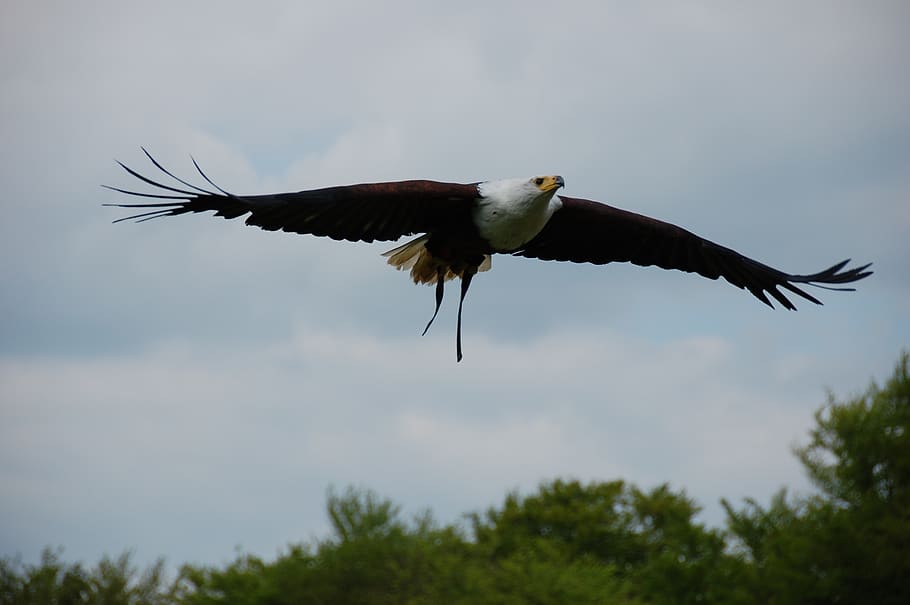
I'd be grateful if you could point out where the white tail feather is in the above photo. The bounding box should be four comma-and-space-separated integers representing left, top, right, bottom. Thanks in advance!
383, 236, 491, 284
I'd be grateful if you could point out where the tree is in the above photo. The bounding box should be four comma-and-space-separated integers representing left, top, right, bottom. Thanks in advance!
471, 479, 748, 604
179, 485, 638, 605
724, 351, 910, 604
177, 487, 475, 605
0, 547, 173, 605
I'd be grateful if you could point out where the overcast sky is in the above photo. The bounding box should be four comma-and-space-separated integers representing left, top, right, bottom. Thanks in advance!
2, 0, 908, 570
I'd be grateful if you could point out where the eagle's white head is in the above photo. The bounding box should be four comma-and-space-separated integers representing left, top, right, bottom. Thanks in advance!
474, 175, 565, 250
477, 175, 564, 204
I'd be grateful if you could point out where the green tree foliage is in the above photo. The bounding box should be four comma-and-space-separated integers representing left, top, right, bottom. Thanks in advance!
176, 486, 633, 604
0, 547, 173, 605
4, 352, 908, 604
470, 479, 748, 604
723, 351, 910, 604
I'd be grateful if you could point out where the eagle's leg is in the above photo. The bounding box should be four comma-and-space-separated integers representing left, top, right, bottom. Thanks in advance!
422, 267, 446, 336
456, 267, 477, 363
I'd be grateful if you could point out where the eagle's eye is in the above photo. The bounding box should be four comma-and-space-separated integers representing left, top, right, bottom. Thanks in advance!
534, 177, 545, 186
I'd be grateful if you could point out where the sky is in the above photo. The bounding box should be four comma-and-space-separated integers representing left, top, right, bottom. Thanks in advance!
1, 0, 908, 570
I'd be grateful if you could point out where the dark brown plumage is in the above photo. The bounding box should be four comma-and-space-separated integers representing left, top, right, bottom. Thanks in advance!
518, 196, 871, 310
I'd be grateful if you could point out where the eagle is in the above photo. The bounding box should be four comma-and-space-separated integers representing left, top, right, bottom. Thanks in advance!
106, 149, 872, 361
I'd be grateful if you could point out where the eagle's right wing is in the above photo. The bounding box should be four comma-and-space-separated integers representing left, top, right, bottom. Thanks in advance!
105, 149, 480, 243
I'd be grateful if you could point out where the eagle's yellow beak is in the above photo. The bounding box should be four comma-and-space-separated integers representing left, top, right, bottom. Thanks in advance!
536, 175, 565, 193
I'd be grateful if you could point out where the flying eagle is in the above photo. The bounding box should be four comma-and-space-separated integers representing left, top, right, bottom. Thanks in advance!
106, 149, 872, 361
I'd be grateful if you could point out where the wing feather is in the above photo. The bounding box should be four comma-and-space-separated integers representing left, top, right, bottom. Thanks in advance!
105, 152, 480, 243
517, 196, 872, 309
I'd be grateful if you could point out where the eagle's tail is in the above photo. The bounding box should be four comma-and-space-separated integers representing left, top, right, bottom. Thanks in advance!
383, 235, 490, 362
383, 236, 491, 284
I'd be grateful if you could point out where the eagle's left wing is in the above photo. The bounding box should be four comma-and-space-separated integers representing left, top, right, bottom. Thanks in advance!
516, 195, 872, 309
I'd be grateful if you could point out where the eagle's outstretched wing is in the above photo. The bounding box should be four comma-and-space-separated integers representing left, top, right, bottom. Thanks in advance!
105, 149, 480, 243
516, 195, 872, 309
